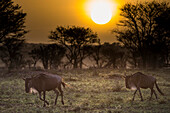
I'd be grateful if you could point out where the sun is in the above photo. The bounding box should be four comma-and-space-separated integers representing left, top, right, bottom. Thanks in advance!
88, 0, 116, 25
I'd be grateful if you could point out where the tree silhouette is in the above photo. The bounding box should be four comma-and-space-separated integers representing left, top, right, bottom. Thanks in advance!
101, 43, 126, 68
89, 40, 104, 68
30, 44, 66, 69
49, 26, 99, 68
48, 44, 66, 69
79, 45, 93, 68
0, 0, 27, 70
0, 0, 27, 44
113, 1, 170, 68
155, 6, 170, 66
29, 48, 41, 68
0, 38, 25, 69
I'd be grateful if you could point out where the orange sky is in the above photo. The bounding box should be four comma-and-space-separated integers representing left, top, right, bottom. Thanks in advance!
14, 0, 169, 44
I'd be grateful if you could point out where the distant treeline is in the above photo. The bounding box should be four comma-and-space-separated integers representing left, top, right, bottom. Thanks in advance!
0, 42, 168, 70
0, 0, 169, 70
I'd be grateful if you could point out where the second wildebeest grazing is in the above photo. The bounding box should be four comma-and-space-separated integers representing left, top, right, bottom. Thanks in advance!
23, 72, 66, 107
124, 72, 164, 101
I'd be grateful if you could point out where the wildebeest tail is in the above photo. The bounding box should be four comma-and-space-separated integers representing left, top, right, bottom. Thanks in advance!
155, 81, 164, 95
61, 81, 71, 88
61, 81, 66, 88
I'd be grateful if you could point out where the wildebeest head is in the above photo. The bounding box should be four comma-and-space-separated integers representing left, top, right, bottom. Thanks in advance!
123, 73, 133, 89
124, 74, 137, 90
124, 76, 131, 89
23, 78, 32, 93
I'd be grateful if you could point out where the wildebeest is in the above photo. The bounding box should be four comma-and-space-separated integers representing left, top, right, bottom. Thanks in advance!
23, 72, 66, 107
124, 72, 164, 101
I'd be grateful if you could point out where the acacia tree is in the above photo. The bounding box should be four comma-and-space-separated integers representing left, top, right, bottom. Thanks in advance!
79, 45, 93, 68
49, 26, 99, 68
30, 44, 66, 69
113, 1, 170, 68
155, 7, 170, 66
0, 0, 27, 69
101, 43, 126, 68
0, 38, 25, 69
29, 48, 41, 68
48, 44, 66, 69
89, 40, 104, 68
0, 0, 27, 43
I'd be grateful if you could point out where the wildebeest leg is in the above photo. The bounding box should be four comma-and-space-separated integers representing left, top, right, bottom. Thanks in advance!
58, 85, 64, 105
39, 92, 49, 106
138, 88, 143, 101
150, 88, 154, 100
132, 89, 137, 101
43, 91, 50, 107
153, 89, 157, 99
150, 88, 157, 100
54, 89, 59, 105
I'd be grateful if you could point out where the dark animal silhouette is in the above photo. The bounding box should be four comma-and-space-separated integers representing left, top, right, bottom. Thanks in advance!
124, 72, 164, 101
23, 72, 66, 107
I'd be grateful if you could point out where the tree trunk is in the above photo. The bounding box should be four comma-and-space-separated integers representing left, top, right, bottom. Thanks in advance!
79, 59, 83, 69
42, 59, 48, 69
73, 59, 78, 69
141, 55, 147, 69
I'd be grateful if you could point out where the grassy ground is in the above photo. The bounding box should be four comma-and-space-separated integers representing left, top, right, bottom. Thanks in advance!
0, 68, 170, 113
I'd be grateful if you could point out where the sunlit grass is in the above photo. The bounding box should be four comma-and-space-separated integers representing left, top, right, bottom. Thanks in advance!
0, 68, 170, 112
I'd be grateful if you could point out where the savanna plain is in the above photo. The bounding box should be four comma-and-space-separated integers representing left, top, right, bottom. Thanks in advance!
0, 68, 170, 113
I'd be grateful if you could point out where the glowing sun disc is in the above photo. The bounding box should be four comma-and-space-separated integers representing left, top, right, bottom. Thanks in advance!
90, 1, 113, 24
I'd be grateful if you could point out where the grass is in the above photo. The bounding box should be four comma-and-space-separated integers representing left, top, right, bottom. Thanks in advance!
0, 68, 170, 113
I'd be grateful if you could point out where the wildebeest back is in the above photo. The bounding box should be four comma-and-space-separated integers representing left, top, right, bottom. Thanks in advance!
128, 72, 156, 89
31, 73, 62, 91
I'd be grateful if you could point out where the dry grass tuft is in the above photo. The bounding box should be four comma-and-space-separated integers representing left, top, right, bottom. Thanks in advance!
158, 100, 166, 104
115, 97, 124, 102
112, 81, 124, 92
92, 70, 99, 76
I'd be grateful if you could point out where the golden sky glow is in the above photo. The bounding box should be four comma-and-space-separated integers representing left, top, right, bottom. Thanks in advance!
14, 0, 167, 43
14, 0, 123, 43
